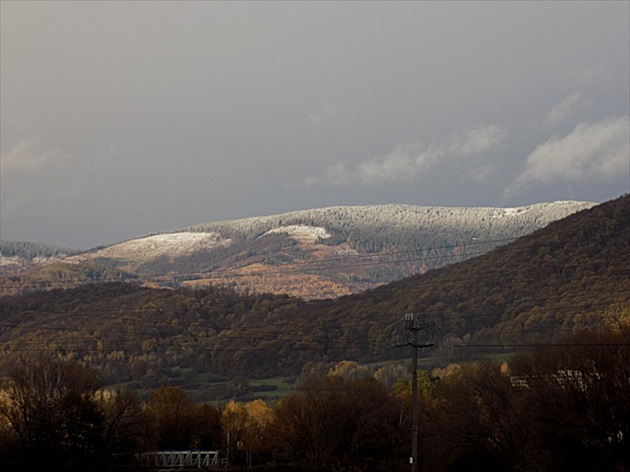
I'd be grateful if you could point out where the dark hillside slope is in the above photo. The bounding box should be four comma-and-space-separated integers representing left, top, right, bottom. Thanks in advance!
0, 195, 627, 386
350, 193, 629, 349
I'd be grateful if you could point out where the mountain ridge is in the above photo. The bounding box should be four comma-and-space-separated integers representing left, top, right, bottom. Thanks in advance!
1, 200, 597, 298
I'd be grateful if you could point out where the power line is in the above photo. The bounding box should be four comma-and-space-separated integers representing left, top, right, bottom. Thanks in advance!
1, 281, 627, 345
1, 226, 616, 290
2, 280, 625, 337
0, 298, 626, 356
2, 257, 626, 312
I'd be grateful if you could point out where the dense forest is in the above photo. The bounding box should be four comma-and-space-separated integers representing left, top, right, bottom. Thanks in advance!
0, 195, 627, 401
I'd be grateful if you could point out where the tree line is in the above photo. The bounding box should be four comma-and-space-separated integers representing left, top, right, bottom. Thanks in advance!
0, 327, 628, 472
0, 240, 81, 260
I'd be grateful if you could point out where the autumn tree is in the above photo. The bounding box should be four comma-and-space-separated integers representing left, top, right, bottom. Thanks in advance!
327, 360, 370, 380
509, 327, 630, 471
97, 387, 153, 458
222, 399, 249, 466
146, 385, 221, 451
272, 375, 407, 471
243, 399, 274, 465
422, 361, 533, 471
219, 399, 275, 468
0, 355, 106, 472
419, 328, 630, 471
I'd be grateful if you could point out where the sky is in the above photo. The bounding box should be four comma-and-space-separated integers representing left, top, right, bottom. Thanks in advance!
1, 1, 629, 249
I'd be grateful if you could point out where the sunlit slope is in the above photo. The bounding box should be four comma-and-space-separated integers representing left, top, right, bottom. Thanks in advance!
2, 200, 596, 298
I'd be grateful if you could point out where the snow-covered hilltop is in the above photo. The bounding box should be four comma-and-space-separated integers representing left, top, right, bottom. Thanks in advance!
78, 200, 597, 267
2, 200, 599, 299
183, 201, 597, 245
71, 232, 232, 261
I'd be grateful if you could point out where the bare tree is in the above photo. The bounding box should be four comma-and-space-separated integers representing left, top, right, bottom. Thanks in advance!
0, 354, 105, 471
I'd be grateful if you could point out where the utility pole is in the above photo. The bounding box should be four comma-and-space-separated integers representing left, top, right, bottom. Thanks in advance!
398, 313, 439, 472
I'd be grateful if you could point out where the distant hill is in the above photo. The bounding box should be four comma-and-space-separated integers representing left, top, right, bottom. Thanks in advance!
0, 195, 626, 400
0, 240, 80, 261
1, 200, 596, 298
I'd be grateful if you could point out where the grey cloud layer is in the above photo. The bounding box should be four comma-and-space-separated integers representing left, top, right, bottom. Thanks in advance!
1, 2, 628, 248
513, 116, 630, 188
320, 125, 506, 186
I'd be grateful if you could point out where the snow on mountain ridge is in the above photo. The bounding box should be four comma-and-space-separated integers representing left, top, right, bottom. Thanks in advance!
186, 201, 596, 234
264, 225, 331, 242
72, 232, 232, 261
84, 200, 596, 253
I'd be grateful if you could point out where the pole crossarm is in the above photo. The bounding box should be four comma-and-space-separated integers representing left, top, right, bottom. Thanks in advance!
394, 341, 435, 349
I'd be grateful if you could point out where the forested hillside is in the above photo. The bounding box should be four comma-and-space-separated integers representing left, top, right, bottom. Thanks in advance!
347, 193, 629, 347
0, 195, 626, 399
0, 240, 80, 260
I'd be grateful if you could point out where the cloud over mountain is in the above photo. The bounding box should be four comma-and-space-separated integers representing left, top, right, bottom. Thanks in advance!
322, 124, 506, 186
509, 116, 629, 194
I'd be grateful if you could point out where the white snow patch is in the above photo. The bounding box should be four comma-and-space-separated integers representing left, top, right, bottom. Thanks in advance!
0, 255, 57, 266
264, 225, 331, 243
0, 255, 21, 266
88, 232, 231, 259
336, 248, 359, 256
